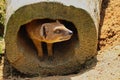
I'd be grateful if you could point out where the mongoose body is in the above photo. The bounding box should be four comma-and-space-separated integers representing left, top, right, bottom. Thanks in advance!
26, 20, 73, 59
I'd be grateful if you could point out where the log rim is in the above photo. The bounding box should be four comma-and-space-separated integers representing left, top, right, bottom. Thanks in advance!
5, 2, 97, 75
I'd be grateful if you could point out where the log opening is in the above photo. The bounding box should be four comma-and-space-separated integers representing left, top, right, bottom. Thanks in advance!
17, 19, 79, 64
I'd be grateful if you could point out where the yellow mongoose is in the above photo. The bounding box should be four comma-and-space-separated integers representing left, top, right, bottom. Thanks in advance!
26, 20, 73, 59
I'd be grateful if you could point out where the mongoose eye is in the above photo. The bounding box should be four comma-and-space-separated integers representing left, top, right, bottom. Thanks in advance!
54, 29, 62, 34
43, 26, 47, 38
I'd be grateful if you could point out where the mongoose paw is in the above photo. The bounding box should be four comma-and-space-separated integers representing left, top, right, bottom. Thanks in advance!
38, 57, 44, 61
48, 56, 54, 61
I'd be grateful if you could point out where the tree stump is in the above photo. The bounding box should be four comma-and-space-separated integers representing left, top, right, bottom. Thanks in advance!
5, 0, 102, 76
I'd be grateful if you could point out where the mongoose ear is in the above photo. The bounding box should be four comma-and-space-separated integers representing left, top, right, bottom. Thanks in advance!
56, 20, 60, 24
40, 25, 47, 38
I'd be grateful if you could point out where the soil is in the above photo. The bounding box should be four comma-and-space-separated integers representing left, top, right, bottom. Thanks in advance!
99, 0, 120, 50
0, 0, 120, 80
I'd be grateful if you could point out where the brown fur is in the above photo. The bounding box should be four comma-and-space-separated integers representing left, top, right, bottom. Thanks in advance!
26, 20, 73, 59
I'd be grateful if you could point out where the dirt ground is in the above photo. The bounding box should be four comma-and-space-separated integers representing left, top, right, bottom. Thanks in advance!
0, 0, 120, 80
99, 0, 120, 50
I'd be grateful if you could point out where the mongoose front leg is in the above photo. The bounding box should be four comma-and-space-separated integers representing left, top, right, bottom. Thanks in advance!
32, 39, 43, 58
47, 43, 53, 57
47, 43, 54, 60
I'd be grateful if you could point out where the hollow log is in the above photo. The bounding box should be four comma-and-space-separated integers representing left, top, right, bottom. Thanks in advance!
5, 0, 102, 76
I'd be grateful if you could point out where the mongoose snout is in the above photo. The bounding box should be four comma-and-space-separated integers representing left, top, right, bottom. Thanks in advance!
68, 31, 73, 35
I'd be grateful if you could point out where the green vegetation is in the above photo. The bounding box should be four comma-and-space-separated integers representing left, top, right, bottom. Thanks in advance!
0, 0, 6, 24
0, 0, 6, 37
0, 36, 4, 53
0, 38, 5, 54
0, 0, 5, 54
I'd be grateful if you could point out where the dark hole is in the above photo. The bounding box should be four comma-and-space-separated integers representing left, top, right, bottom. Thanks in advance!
17, 19, 79, 65
42, 42, 48, 56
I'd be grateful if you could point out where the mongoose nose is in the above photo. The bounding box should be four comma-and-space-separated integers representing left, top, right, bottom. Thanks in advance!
69, 31, 73, 35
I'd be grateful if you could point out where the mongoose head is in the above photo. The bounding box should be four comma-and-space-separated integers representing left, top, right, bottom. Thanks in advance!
40, 20, 73, 43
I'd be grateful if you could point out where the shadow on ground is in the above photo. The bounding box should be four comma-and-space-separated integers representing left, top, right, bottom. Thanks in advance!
98, 0, 110, 50
3, 56, 97, 80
